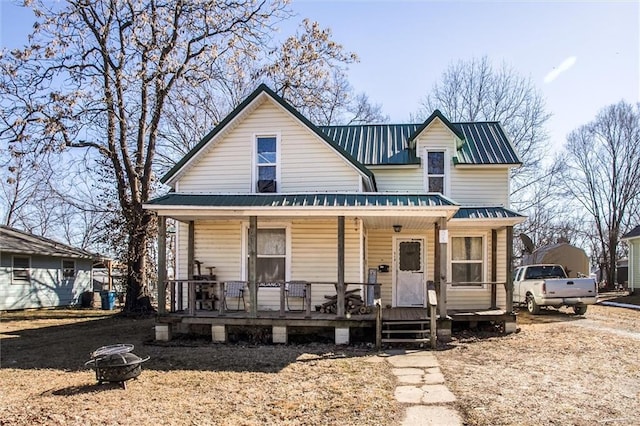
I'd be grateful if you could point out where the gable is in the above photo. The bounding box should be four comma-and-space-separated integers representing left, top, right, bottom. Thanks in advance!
164, 85, 375, 192
175, 97, 366, 193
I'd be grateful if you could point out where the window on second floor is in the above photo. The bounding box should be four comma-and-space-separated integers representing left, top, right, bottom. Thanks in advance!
425, 151, 446, 194
255, 136, 278, 193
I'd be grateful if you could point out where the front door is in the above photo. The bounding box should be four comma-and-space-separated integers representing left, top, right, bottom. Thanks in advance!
395, 237, 425, 307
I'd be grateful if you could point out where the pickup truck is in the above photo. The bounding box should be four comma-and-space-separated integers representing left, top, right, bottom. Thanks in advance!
513, 264, 597, 315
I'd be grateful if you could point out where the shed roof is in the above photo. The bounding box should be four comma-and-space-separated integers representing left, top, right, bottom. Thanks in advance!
0, 226, 101, 259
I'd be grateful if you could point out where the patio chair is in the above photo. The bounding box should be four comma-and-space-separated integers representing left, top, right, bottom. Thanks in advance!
224, 281, 246, 311
286, 281, 307, 311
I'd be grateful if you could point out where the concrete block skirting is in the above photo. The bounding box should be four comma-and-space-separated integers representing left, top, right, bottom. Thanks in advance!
437, 318, 452, 342
335, 327, 350, 345
504, 320, 518, 334
155, 324, 172, 341
212, 325, 227, 343
272, 325, 287, 344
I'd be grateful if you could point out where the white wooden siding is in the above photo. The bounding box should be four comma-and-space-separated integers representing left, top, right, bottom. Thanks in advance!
372, 168, 423, 192
179, 219, 362, 311
415, 120, 457, 153
177, 99, 361, 193
366, 228, 435, 307
446, 226, 507, 310
630, 239, 640, 291
450, 168, 510, 206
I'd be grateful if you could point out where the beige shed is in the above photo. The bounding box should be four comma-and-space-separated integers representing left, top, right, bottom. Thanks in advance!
522, 243, 590, 278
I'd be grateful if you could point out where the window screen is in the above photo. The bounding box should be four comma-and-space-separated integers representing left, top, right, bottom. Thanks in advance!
399, 241, 422, 272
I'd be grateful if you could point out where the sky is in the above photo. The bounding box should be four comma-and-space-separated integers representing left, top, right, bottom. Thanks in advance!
1, 0, 639, 155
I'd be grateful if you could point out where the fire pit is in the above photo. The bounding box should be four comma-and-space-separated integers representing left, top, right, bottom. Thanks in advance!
85, 344, 149, 389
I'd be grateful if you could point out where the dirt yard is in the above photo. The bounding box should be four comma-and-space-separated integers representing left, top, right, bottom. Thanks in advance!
435, 293, 640, 425
1, 294, 639, 426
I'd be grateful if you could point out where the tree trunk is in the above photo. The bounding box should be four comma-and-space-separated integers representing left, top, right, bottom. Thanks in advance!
123, 209, 156, 313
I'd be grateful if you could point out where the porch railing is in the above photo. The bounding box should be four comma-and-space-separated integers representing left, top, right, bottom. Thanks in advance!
161, 279, 383, 318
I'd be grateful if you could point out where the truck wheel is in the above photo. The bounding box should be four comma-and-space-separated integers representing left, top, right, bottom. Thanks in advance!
573, 305, 587, 315
526, 295, 540, 315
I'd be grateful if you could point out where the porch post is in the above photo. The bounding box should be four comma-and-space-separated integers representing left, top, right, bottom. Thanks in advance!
438, 217, 448, 318
491, 229, 498, 309
506, 226, 514, 313
157, 216, 167, 314
336, 216, 345, 318
248, 216, 258, 317
187, 221, 195, 279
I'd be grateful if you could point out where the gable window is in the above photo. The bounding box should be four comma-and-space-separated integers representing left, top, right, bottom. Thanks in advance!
255, 136, 278, 193
12, 256, 30, 284
247, 228, 287, 287
62, 259, 76, 279
426, 151, 445, 193
451, 236, 484, 287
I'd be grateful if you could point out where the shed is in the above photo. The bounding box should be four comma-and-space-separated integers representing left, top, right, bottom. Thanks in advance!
522, 242, 590, 278
0, 226, 103, 310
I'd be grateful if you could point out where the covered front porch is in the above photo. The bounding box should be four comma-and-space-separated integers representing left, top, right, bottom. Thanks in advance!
147, 193, 521, 346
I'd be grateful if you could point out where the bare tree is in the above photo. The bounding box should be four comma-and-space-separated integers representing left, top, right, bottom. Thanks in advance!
156, 19, 388, 173
561, 101, 640, 288
418, 56, 552, 190
0, 0, 289, 312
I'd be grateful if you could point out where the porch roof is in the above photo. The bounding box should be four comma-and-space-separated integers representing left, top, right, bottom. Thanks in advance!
144, 193, 459, 218
453, 207, 524, 219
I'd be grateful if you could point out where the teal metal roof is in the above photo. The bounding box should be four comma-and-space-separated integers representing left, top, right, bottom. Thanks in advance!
146, 193, 456, 208
321, 121, 520, 166
453, 207, 524, 220
454, 122, 519, 165
320, 124, 422, 165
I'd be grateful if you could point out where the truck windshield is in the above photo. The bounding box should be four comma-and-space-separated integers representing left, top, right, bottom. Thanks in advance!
524, 265, 566, 280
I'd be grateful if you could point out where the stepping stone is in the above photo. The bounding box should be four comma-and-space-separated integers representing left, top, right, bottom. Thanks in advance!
423, 371, 445, 385
402, 405, 463, 426
395, 385, 423, 404
421, 384, 457, 404
387, 354, 439, 368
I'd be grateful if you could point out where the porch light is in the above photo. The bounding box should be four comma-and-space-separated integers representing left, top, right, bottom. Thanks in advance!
393, 224, 402, 233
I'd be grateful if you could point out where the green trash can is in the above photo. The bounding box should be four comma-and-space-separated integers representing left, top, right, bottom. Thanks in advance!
100, 291, 117, 310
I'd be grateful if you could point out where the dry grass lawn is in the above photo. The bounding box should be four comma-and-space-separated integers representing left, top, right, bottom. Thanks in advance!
435, 294, 640, 425
0, 310, 401, 426
2, 293, 639, 425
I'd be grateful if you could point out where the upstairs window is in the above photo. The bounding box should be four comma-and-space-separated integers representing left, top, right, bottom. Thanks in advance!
256, 136, 278, 193
62, 259, 76, 279
12, 256, 30, 284
426, 151, 445, 193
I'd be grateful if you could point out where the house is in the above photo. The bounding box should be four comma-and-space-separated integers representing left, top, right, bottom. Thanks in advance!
522, 242, 590, 278
144, 84, 526, 345
0, 225, 101, 310
622, 225, 640, 293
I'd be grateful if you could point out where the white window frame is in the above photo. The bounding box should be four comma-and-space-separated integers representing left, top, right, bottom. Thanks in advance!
448, 232, 487, 290
422, 149, 450, 196
241, 222, 291, 287
252, 133, 281, 193
12, 255, 31, 285
62, 259, 76, 280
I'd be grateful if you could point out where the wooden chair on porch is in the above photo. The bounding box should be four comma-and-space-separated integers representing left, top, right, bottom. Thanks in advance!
286, 281, 307, 311
224, 281, 246, 311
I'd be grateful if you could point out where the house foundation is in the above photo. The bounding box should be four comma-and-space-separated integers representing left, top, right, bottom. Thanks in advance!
272, 325, 287, 344
155, 324, 172, 341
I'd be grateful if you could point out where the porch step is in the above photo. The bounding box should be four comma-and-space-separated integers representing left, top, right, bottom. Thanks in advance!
381, 319, 434, 346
